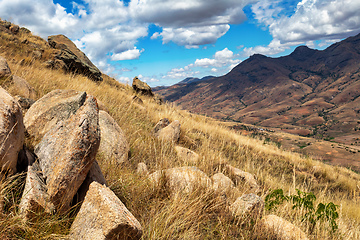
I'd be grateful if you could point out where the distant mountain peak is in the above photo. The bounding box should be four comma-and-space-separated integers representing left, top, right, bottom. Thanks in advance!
289, 45, 317, 61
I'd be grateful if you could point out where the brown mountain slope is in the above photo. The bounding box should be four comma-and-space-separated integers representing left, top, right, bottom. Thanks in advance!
156, 33, 360, 146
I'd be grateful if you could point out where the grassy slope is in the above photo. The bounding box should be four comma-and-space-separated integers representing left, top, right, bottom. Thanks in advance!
0, 26, 359, 239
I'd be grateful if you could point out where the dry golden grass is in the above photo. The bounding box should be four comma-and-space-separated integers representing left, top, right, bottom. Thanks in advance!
0, 27, 359, 239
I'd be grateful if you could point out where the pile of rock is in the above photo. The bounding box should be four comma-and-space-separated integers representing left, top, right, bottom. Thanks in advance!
142, 117, 309, 240
0, 56, 142, 240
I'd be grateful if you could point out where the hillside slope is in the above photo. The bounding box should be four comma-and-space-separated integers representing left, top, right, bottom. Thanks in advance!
0, 19, 359, 239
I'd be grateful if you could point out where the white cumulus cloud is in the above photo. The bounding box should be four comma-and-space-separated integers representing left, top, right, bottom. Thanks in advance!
248, 0, 360, 57
111, 47, 144, 61
130, 0, 255, 47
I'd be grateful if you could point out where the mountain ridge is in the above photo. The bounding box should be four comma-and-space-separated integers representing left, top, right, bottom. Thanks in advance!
155, 33, 360, 146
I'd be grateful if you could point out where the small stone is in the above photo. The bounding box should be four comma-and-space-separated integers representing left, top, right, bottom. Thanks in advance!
211, 173, 235, 193
149, 166, 211, 195
174, 146, 199, 164
229, 193, 264, 220
254, 214, 309, 240
136, 162, 149, 175
225, 165, 259, 192
156, 120, 181, 143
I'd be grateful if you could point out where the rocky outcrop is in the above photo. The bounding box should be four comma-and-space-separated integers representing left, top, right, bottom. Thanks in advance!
174, 146, 199, 164
34, 96, 100, 212
229, 193, 264, 220
211, 173, 235, 193
0, 56, 11, 79
0, 87, 25, 176
132, 77, 153, 96
19, 161, 55, 219
149, 166, 211, 195
98, 110, 129, 165
225, 165, 259, 192
69, 182, 143, 240
48, 35, 103, 82
155, 120, 181, 142
254, 214, 309, 240
24, 89, 87, 140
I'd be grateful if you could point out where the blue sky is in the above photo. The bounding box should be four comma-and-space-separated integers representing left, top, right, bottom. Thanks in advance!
1, 0, 360, 86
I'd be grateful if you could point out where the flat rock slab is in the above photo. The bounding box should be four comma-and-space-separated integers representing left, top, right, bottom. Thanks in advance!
19, 161, 54, 220
24, 89, 87, 140
149, 166, 211, 195
48, 34, 103, 82
0, 87, 25, 175
35, 95, 100, 212
69, 182, 143, 240
99, 110, 129, 165
254, 214, 309, 240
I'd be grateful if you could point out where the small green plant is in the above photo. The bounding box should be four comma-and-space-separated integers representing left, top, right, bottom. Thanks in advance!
265, 189, 339, 233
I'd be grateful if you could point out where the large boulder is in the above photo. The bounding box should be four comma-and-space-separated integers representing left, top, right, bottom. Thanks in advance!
34, 96, 100, 212
174, 146, 199, 164
229, 193, 264, 221
132, 77, 153, 96
98, 110, 129, 165
24, 89, 87, 140
12, 75, 37, 99
0, 56, 11, 79
0, 87, 25, 176
69, 182, 143, 240
149, 166, 211, 195
254, 215, 309, 240
19, 161, 55, 219
48, 35, 103, 82
225, 165, 259, 192
155, 120, 181, 142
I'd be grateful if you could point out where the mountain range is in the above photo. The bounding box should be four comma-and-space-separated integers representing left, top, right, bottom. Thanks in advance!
155, 33, 360, 147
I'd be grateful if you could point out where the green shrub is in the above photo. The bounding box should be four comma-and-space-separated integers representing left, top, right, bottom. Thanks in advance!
265, 189, 339, 233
